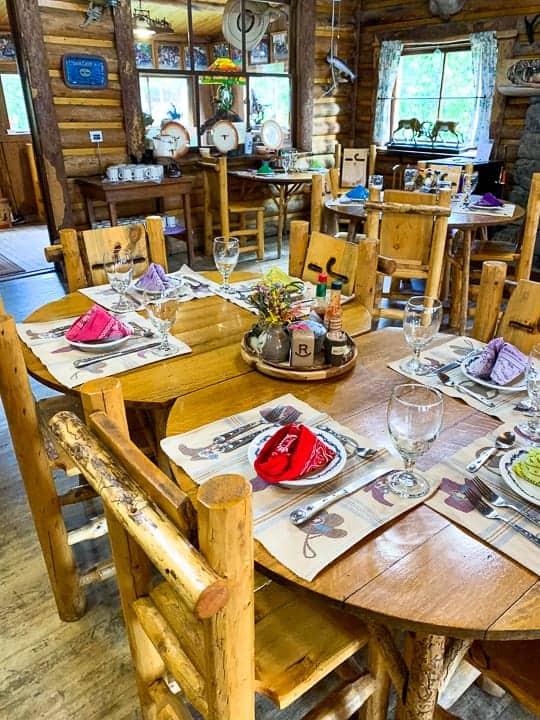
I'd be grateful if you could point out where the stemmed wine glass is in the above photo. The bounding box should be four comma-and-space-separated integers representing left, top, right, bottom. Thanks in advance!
400, 296, 443, 375
213, 236, 240, 293
281, 152, 291, 174
517, 343, 540, 444
144, 286, 180, 357
103, 248, 137, 314
461, 171, 479, 208
387, 383, 444, 498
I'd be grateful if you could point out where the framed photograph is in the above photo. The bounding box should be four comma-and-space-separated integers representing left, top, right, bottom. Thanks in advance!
134, 42, 154, 69
0, 35, 16, 62
249, 37, 269, 66
213, 43, 230, 61
156, 43, 181, 70
193, 46, 208, 71
231, 46, 243, 68
271, 31, 288, 63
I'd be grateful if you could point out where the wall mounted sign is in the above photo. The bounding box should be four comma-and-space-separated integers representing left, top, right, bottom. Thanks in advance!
62, 54, 108, 89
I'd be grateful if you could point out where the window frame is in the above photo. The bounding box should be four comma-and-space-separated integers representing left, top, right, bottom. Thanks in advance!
137, 0, 293, 151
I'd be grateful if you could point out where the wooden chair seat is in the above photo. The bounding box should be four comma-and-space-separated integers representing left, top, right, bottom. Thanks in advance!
201, 156, 265, 260
467, 639, 540, 716
48, 384, 384, 720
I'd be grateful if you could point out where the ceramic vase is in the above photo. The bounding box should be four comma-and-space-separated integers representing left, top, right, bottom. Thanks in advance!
261, 325, 290, 364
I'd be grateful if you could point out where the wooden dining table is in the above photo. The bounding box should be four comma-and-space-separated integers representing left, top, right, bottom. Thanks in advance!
165, 326, 540, 720
229, 169, 318, 258
21, 271, 371, 466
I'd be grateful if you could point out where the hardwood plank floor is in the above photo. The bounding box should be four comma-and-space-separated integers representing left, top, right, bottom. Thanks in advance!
0, 249, 537, 719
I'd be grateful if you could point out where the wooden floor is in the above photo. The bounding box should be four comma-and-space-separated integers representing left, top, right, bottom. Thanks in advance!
0, 245, 537, 720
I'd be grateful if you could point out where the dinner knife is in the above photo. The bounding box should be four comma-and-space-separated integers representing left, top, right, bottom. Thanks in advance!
422, 360, 460, 376
73, 341, 161, 368
289, 468, 384, 526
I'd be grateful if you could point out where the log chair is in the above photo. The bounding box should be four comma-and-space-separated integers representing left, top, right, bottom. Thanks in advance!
48, 379, 388, 720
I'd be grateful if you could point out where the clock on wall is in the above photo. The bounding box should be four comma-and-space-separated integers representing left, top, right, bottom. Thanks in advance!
212, 121, 239, 154
62, 54, 108, 89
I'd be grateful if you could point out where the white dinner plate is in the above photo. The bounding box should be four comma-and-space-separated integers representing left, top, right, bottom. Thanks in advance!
247, 427, 346, 488
461, 352, 527, 393
66, 335, 129, 352
499, 448, 540, 507
469, 202, 504, 211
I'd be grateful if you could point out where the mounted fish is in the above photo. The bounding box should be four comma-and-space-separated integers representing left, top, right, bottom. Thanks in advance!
323, 0, 356, 96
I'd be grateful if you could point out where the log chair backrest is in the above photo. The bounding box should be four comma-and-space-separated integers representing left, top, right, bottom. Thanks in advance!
310, 169, 339, 233
200, 156, 230, 237
48, 401, 254, 719
517, 172, 540, 281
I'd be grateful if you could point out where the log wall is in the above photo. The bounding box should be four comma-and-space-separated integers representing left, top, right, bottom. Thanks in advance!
355, 0, 540, 192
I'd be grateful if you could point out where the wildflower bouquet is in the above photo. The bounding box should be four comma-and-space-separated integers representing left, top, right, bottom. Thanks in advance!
247, 279, 304, 327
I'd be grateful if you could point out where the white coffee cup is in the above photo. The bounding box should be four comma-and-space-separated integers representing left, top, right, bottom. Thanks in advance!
143, 165, 153, 181
166, 215, 177, 228
106, 165, 119, 182
148, 165, 164, 182
116, 164, 128, 181
133, 165, 145, 182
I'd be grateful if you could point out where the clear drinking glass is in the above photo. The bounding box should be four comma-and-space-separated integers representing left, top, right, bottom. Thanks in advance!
461, 171, 479, 208
144, 286, 180, 357
400, 296, 443, 375
213, 236, 240, 293
103, 248, 137, 313
518, 344, 540, 444
368, 174, 384, 190
281, 152, 291, 173
387, 384, 444, 498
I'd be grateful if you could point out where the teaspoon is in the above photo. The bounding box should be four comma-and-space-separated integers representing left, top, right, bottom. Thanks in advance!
465, 431, 516, 473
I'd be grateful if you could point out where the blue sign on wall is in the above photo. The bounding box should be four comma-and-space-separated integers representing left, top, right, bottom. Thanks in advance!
62, 54, 108, 89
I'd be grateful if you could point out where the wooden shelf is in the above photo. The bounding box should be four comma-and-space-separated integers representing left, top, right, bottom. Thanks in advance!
497, 85, 540, 96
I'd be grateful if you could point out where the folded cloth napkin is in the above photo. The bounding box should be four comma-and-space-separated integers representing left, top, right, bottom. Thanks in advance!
254, 423, 336, 483
65, 305, 133, 342
136, 263, 170, 292
345, 184, 369, 201
468, 337, 527, 385
474, 192, 504, 207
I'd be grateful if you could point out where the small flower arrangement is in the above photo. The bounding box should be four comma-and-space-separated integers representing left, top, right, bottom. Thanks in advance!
247, 279, 304, 327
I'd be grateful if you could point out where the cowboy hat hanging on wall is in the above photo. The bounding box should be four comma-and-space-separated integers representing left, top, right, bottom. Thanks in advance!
222, 0, 287, 51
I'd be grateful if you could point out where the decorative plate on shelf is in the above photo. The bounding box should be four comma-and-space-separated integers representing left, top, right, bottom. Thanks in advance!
160, 121, 190, 158
260, 120, 284, 150
212, 121, 239, 154
247, 427, 347, 488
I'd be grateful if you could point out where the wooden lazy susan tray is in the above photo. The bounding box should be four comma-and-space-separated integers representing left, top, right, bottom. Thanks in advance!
240, 334, 357, 381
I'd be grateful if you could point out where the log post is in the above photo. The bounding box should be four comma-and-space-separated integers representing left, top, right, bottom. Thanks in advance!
310, 173, 323, 233
288, 220, 309, 278
517, 172, 540, 281
198, 474, 255, 720
7, 0, 73, 233
355, 237, 379, 315
146, 215, 168, 271
404, 633, 446, 720
294, 0, 315, 151
472, 261, 507, 343
58, 228, 88, 292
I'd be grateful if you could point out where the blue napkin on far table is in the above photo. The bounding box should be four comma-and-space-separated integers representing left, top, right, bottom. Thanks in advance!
345, 184, 369, 200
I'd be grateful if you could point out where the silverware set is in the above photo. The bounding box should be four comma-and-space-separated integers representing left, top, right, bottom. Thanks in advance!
463, 483, 540, 548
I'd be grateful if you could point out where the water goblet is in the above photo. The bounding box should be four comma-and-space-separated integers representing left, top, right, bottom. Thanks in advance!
461, 171, 479, 208
368, 174, 384, 191
281, 152, 291, 173
517, 344, 540, 444
387, 383, 444, 498
144, 286, 180, 357
103, 248, 137, 314
213, 236, 240, 293
400, 296, 442, 375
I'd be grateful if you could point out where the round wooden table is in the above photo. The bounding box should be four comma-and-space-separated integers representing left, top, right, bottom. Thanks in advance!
166, 327, 540, 719
230, 169, 317, 257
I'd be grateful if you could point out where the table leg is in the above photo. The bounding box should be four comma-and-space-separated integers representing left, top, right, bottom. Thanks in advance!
149, 407, 173, 477
108, 202, 118, 227
347, 218, 360, 243
403, 633, 446, 720
183, 191, 194, 267
458, 229, 472, 336
85, 197, 96, 228
277, 185, 286, 257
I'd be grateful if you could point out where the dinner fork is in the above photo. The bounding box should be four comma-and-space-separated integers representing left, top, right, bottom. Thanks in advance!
463, 485, 540, 547
467, 475, 540, 526
316, 424, 378, 459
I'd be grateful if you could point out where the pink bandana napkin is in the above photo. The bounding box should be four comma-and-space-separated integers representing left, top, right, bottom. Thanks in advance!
65, 305, 133, 342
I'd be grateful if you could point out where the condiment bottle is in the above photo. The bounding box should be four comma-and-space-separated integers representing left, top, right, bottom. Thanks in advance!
324, 280, 343, 330
312, 272, 328, 320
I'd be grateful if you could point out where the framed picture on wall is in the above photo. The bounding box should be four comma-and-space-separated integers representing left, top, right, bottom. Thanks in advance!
249, 37, 269, 66
213, 43, 230, 60
193, 46, 209, 70
134, 42, 154, 69
156, 43, 181, 70
270, 31, 288, 63
0, 35, 16, 62
231, 46, 242, 68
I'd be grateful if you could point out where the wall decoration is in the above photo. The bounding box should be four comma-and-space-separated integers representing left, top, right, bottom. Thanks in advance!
231, 47, 243, 67
157, 43, 181, 70
62, 54, 108, 89
184, 45, 208, 71
249, 37, 269, 66
213, 43, 230, 60
271, 31, 288, 63
134, 42, 154, 69
0, 35, 16, 62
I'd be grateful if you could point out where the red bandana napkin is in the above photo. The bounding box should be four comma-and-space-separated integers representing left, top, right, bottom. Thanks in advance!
65, 305, 133, 342
254, 423, 336, 483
